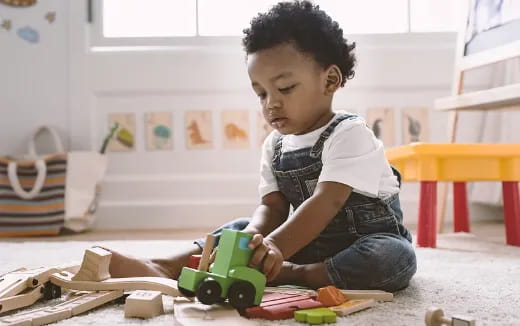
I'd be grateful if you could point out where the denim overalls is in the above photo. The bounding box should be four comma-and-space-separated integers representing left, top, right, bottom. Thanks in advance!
196, 114, 417, 292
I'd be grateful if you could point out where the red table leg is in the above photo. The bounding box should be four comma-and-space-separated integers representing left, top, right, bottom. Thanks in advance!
453, 182, 470, 232
502, 181, 520, 246
417, 181, 437, 248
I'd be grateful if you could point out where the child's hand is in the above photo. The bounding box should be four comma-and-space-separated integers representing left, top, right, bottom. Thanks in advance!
248, 234, 284, 282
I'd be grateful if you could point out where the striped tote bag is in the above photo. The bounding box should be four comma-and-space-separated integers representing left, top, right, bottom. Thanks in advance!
0, 126, 107, 237
0, 154, 68, 236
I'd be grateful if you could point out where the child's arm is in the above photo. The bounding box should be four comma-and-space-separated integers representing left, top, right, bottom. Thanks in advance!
242, 191, 290, 236
249, 181, 352, 280
267, 181, 352, 257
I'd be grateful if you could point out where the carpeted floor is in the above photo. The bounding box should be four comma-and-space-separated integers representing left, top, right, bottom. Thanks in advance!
1, 225, 519, 325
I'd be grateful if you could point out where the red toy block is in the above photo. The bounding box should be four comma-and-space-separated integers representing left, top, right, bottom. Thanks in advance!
187, 255, 201, 269
244, 292, 323, 320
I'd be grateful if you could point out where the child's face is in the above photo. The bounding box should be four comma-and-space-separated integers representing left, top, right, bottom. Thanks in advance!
247, 42, 333, 135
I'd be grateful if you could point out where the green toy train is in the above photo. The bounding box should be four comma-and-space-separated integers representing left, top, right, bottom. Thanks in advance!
178, 229, 266, 309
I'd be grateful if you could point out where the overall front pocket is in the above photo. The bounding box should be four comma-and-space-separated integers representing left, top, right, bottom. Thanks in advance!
347, 202, 401, 236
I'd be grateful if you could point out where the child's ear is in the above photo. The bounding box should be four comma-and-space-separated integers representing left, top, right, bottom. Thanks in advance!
324, 65, 342, 95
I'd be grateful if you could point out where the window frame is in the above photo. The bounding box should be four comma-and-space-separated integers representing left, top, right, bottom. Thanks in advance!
89, 0, 464, 49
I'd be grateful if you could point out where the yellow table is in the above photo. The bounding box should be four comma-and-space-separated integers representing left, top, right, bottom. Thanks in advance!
386, 143, 520, 248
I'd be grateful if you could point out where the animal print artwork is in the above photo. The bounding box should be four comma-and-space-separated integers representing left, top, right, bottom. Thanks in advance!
185, 111, 213, 149
366, 108, 395, 147
145, 112, 173, 151
402, 108, 429, 144
222, 110, 250, 149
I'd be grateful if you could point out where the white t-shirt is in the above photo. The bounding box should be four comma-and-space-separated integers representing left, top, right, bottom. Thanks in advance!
259, 111, 400, 199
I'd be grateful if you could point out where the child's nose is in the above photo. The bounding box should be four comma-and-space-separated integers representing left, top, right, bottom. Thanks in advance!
266, 95, 282, 110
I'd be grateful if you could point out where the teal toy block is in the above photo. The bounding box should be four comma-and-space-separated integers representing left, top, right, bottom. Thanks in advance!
294, 307, 337, 325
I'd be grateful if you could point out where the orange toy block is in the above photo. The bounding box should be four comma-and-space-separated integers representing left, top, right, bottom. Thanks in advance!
317, 286, 346, 307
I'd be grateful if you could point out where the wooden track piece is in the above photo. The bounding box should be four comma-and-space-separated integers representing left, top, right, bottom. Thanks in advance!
50, 271, 180, 297
0, 290, 122, 326
0, 285, 43, 314
329, 299, 376, 316
124, 290, 164, 319
0, 264, 79, 300
0, 267, 58, 299
339, 289, 393, 302
72, 248, 112, 282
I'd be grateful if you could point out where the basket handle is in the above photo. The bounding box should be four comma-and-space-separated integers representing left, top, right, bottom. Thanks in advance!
7, 160, 47, 199
28, 126, 64, 156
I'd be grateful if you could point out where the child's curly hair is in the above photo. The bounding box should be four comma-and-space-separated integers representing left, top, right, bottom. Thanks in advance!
242, 0, 356, 87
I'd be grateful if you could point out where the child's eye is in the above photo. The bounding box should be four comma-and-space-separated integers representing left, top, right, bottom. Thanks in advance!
257, 92, 267, 100
279, 85, 296, 94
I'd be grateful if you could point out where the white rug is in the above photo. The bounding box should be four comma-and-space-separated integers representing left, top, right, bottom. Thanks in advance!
1, 232, 519, 325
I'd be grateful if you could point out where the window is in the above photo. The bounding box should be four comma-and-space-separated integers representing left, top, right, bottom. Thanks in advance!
94, 0, 467, 46
198, 0, 280, 36
102, 0, 197, 37
314, 0, 409, 34
410, 0, 467, 32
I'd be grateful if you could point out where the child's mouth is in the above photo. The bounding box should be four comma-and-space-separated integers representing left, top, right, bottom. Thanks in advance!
270, 118, 288, 128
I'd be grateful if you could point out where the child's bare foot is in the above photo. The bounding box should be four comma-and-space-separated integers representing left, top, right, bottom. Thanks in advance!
97, 245, 202, 280
269, 261, 333, 289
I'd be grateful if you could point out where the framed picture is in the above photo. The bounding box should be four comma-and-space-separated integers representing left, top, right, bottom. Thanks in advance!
366, 108, 395, 147
222, 110, 250, 149
463, 0, 520, 57
145, 112, 173, 151
185, 110, 213, 149
108, 113, 136, 152
401, 108, 429, 144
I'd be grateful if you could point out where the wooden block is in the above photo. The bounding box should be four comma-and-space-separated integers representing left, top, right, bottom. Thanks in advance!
50, 271, 180, 297
316, 286, 346, 307
329, 299, 376, 316
294, 307, 336, 325
244, 292, 323, 320
124, 290, 164, 319
0, 285, 43, 314
340, 289, 393, 302
72, 247, 112, 282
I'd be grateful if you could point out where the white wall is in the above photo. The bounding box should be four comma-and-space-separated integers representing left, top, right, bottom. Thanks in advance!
0, 0, 69, 154
1, 2, 499, 231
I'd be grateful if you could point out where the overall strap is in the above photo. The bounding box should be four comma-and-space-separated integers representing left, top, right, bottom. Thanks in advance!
271, 133, 284, 167
310, 114, 358, 158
